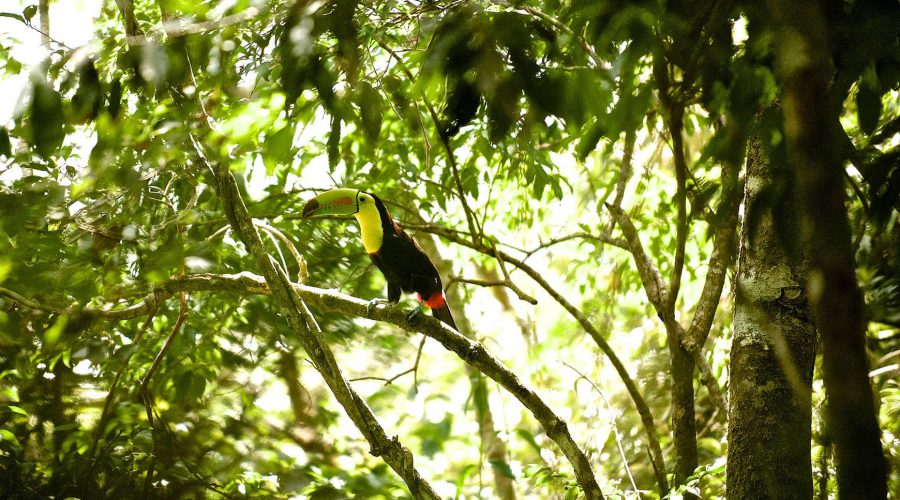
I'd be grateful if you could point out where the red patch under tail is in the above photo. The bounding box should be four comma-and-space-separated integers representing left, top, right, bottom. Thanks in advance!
420, 291, 456, 330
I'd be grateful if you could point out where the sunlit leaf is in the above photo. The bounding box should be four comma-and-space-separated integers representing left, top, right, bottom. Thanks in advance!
264, 125, 295, 173
0, 428, 20, 447
43, 315, 68, 346
22, 5, 36, 22
7, 405, 27, 416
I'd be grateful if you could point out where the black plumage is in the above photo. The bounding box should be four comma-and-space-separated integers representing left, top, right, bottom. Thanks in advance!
365, 193, 458, 331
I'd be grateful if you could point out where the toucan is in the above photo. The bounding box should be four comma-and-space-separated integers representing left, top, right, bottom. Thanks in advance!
302, 188, 457, 331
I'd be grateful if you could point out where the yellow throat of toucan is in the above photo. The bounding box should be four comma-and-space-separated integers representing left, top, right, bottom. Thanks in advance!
353, 192, 384, 254
301, 188, 388, 254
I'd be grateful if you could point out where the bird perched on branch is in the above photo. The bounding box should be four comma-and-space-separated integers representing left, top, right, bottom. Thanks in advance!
302, 188, 457, 331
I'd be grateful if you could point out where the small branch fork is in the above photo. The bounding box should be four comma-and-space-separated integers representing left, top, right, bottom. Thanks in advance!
607, 205, 729, 415
351, 334, 429, 392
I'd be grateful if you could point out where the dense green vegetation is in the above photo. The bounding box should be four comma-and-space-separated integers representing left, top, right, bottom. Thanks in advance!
1, 1, 898, 498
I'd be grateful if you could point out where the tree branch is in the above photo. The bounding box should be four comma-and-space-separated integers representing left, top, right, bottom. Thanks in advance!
524, 232, 628, 258
403, 223, 669, 495
605, 206, 668, 310
205, 152, 440, 498
607, 204, 726, 415
446, 276, 538, 305
113, 0, 143, 41
5, 271, 604, 499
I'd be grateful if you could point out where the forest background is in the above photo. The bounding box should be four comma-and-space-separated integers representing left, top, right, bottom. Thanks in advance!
0, 0, 898, 498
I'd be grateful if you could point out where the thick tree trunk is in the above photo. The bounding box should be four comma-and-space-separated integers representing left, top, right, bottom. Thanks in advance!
726, 136, 816, 499
766, 2, 888, 497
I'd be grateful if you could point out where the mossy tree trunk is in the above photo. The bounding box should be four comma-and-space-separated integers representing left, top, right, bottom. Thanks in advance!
727, 136, 817, 499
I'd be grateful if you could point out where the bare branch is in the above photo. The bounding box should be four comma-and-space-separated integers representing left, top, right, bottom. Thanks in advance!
38, 0, 49, 46
607, 203, 727, 414
113, 0, 143, 41
686, 170, 741, 346
603, 129, 637, 239
524, 231, 628, 258
447, 276, 538, 305
141, 292, 187, 492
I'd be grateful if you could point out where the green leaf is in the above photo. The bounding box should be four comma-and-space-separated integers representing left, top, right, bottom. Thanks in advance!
454, 463, 478, 500
357, 81, 383, 142
515, 428, 543, 456
263, 125, 294, 173
107, 78, 122, 118
0, 428, 20, 447
28, 70, 66, 159
327, 114, 341, 171
22, 5, 37, 22
44, 315, 68, 346
4, 57, 22, 75
176, 370, 207, 403
576, 119, 606, 161
8, 405, 28, 416
489, 459, 515, 479
70, 58, 102, 123
0, 12, 25, 23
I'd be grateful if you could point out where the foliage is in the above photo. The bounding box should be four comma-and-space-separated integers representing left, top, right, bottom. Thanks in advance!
0, 0, 898, 498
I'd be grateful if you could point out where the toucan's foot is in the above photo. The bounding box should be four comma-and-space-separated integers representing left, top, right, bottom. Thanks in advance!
366, 298, 390, 317
406, 304, 424, 322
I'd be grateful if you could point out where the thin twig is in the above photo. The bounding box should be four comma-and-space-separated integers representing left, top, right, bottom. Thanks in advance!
524, 232, 628, 258
560, 361, 640, 498
446, 276, 537, 305
350, 334, 428, 392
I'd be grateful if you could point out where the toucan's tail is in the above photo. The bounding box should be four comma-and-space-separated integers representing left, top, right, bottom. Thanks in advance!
432, 305, 457, 331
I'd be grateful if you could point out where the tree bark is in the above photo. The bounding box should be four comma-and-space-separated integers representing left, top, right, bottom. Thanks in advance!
726, 135, 816, 499
766, 2, 888, 497
668, 336, 698, 488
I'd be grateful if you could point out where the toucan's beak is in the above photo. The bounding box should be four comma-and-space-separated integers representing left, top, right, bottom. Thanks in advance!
302, 188, 361, 219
